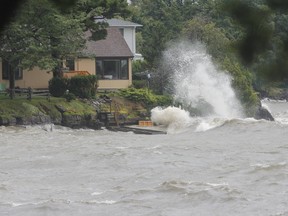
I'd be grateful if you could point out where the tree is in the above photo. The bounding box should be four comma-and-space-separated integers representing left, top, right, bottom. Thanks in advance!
183, 17, 231, 60
0, 0, 85, 89
134, 0, 184, 66
0, 0, 130, 89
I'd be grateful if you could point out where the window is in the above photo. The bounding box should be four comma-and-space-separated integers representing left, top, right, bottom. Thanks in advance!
120, 60, 128, 79
66, 59, 75, 71
96, 59, 128, 80
2, 60, 9, 79
2, 60, 23, 80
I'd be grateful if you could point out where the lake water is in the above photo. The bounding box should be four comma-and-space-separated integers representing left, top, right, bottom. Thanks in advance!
0, 99, 288, 216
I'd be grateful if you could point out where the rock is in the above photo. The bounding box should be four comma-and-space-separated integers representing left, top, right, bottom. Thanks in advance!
61, 113, 103, 129
87, 119, 104, 130
55, 105, 66, 113
51, 116, 62, 125
0, 116, 16, 126
62, 114, 83, 128
31, 115, 51, 124
14, 114, 51, 125
254, 106, 274, 121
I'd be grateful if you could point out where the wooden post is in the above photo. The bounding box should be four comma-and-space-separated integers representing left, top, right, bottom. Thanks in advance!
27, 87, 32, 100
9, 88, 15, 99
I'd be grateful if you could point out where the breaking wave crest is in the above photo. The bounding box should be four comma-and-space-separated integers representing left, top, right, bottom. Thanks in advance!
150, 106, 271, 134
150, 106, 193, 133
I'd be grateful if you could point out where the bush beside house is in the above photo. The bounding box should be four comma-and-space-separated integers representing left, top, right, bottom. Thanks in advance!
49, 75, 98, 99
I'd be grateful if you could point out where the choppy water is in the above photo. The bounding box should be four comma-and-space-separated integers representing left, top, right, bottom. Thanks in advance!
0, 100, 288, 216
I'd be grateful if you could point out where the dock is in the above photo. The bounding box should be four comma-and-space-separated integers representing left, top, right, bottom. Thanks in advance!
107, 125, 167, 135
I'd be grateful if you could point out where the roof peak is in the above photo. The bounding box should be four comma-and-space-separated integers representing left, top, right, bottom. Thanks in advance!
82, 28, 133, 58
95, 17, 142, 27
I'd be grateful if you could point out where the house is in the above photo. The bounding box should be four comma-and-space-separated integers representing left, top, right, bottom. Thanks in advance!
75, 27, 134, 89
0, 19, 142, 90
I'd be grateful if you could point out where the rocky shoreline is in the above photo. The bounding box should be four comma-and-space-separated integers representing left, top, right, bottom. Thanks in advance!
0, 97, 104, 129
0, 96, 147, 129
0, 95, 276, 129
0, 105, 103, 130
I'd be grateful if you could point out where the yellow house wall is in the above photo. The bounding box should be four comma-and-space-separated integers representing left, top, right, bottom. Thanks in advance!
17, 68, 53, 89
75, 58, 96, 75
0, 57, 132, 90
98, 80, 131, 89
0, 60, 52, 89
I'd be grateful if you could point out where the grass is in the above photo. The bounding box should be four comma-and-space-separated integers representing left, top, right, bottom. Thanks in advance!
0, 92, 152, 125
0, 95, 96, 121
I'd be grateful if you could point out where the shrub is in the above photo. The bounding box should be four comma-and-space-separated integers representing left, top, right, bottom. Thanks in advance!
132, 60, 149, 76
132, 80, 147, 89
118, 87, 173, 108
48, 77, 69, 97
63, 92, 76, 102
155, 94, 173, 106
69, 75, 98, 98
221, 57, 260, 116
49, 75, 98, 99
119, 88, 155, 104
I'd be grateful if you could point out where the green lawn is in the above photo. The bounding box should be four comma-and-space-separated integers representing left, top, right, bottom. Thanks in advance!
0, 95, 96, 121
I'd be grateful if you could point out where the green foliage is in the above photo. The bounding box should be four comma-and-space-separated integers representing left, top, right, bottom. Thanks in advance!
134, 0, 184, 65
118, 87, 173, 107
183, 18, 230, 61
118, 88, 155, 104
63, 92, 76, 102
48, 77, 69, 97
221, 57, 260, 116
132, 80, 147, 89
0, 0, 85, 71
132, 60, 149, 75
69, 75, 98, 99
0, 97, 96, 125
155, 94, 174, 107
49, 75, 98, 99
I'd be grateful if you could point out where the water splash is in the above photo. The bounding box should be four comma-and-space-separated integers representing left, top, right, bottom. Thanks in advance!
151, 106, 193, 133
162, 40, 244, 118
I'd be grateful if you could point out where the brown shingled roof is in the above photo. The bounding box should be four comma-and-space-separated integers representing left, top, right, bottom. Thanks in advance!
82, 27, 133, 58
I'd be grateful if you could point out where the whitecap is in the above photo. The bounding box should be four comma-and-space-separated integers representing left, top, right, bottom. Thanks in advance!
195, 117, 228, 132
206, 182, 229, 187
86, 200, 117, 205
91, 191, 103, 196
251, 162, 287, 171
